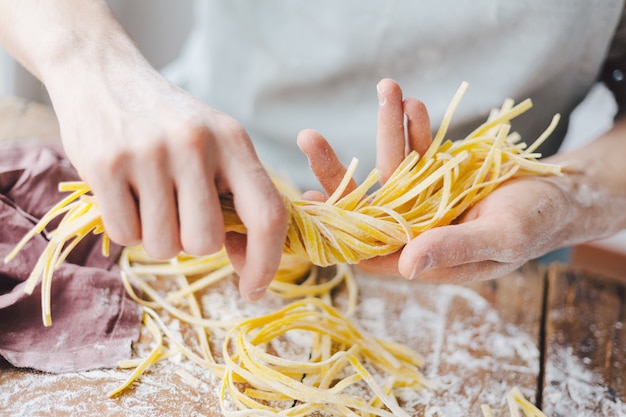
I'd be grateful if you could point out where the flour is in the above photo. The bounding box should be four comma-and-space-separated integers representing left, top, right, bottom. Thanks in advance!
543, 346, 626, 417
201, 279, 284, 323
354, 274, 540, 416
0, 362, 222, 417
0, 270, 546, 416
53, 331, 69, 349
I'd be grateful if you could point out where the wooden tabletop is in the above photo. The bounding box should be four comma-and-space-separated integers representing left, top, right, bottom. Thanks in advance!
0, 96, 59, 143
1, 97, 625, 416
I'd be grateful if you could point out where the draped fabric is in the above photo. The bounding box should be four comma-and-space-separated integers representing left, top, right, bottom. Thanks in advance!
0, 144, 140, 373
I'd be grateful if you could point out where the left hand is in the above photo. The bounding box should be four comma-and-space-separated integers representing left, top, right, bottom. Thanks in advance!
394, 175, 572, 283
297, 78, 432, 276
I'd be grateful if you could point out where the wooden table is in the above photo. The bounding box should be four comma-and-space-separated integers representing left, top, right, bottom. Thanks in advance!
1, 97, 625, 416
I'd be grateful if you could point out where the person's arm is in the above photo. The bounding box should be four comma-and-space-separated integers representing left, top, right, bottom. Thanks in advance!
0, 0, 287, 301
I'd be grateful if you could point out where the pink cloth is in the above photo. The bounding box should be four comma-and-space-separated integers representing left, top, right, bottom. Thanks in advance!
0, 144, 141, 373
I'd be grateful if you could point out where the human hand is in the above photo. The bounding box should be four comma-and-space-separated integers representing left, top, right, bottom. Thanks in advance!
297, 78, 432, 275
298, 78, 576, 283
47, 63, 287, 302
406, 113, 626, 283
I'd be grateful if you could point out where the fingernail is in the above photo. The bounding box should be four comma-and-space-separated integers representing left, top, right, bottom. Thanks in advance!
377, 83, 386, 106
409, 254, 432, 280
246, 286, 268, 302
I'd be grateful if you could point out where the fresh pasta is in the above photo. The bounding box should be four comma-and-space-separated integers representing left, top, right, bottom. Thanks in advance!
3, 181, 103, 326
113, 243, 548, 416
115, 245, 429, 416
3, 82, 560, 327
3, 82, 559, 416
222, 83, 561, 266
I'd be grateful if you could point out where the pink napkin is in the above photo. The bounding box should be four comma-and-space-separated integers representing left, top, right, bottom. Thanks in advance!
0, 144, 141, 373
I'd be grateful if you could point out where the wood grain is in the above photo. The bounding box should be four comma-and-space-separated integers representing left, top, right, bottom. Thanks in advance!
326, 264, 545, 415
542, 263, 626, 416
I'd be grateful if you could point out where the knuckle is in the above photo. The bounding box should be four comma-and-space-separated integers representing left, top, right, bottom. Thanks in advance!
262, 198, 288, 231
143, 240, 181, 261
103, 221, 140, 248
216, 115, 249, 142
90, 151, 131, 178
134, 138, 168, 165
229, 123, 249, 142
181, 235, 224, 257
176, 122, 210, 151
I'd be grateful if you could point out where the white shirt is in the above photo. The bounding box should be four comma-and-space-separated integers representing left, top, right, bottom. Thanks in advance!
167, 0, 623, 189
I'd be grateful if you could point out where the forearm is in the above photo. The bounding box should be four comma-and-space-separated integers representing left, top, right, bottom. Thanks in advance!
0, 0, 154, 93
547, 117, 626, 244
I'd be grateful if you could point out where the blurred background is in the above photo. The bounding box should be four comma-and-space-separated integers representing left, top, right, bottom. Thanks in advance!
1, 0, 624, 275
0, 0, 194, 103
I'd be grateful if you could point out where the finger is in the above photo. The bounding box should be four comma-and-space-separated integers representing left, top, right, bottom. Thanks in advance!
376, 78, 406, 183
224, 231, 246, 273
300, 190, 327, 202
91, 179, 142, 247
174, 130, 224, 256
297, 128, 356, 197
410, 260, 520, 284
357, 252, 401, 276
134, 152, 182, 260
404, 97, 432, 157
177, 175, 223, 256
224, 160, 288, 302
397, 219, 528, 280
84, 160, 142, 247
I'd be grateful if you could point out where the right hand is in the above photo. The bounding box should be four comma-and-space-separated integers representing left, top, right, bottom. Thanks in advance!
47, 63, 287, 302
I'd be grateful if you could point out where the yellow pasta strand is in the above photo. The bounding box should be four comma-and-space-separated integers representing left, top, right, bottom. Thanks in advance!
507, 387, 548, 417
480, 387, 548, 417
482, 404, 495, 417
107, 310, 163, 397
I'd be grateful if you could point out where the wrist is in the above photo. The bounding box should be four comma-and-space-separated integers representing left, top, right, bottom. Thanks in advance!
28, 1, 153, 97
546, 131, 626, 244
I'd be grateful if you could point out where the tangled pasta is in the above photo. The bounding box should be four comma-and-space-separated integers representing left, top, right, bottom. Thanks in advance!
3, 181, 105, 326
4, 82, 561, 326
223, 82, 561, 266
112, 244, 430, 416
107, 243, 546, 417
220, 298, 430, 416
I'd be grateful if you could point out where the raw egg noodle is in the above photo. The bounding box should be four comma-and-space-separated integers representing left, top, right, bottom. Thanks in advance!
4, 83, 557, 416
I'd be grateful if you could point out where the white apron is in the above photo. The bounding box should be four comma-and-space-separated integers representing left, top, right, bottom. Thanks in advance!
166, 0, 623, 189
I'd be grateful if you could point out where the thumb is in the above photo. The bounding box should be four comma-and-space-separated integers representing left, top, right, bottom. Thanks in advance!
398, 219, 524, 281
